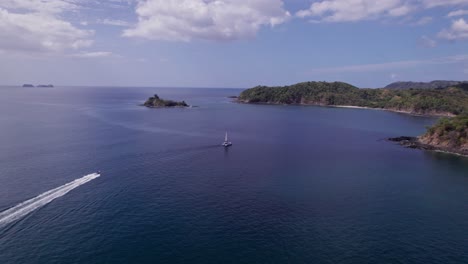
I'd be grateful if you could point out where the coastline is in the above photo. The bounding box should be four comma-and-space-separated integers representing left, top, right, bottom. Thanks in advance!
331, 105, 455, 117
388, 137, 468, 158
236, 100, 454, 118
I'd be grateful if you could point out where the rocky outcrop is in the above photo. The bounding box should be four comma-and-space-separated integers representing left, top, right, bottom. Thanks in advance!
143, 94, 189, 108
388, 136, 468, 157
389, 115, 468, 157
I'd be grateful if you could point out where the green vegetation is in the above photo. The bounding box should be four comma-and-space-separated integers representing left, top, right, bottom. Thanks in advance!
143, 94, 189, 108
238, 81, 468, 116
385, 80, 465, 89
420, 115, 468, 154
239, 81, 468, 156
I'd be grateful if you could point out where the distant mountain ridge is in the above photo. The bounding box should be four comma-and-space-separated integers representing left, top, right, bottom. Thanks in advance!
385, 80, 466, 90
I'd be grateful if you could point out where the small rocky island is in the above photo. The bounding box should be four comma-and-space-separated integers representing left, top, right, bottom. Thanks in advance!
22, 84, 54, 87
389, 115, 468, 157
143, 94, 189, 108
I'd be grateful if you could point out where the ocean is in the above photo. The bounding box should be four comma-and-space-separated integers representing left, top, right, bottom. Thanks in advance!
0, 86, 467, 263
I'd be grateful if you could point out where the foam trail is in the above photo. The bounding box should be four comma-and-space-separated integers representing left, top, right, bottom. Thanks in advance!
0, 173, 100, 228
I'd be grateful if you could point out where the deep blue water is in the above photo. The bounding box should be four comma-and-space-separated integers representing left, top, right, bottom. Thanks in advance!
0, 86, 467, 264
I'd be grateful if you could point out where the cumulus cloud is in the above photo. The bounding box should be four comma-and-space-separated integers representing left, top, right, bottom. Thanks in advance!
413, 16, 432, 26
419, 35, 437, 47
98, 18, 130, 27
70, 51, 115, 58
123, 0, 290, 41
296, 0, 468, 23
0, 1, 94, 53
438, 18, 468, 40
296, 0, 413, 22
448, 9, 468, 17
0, 0, 79, 14
422, 0, 468, 8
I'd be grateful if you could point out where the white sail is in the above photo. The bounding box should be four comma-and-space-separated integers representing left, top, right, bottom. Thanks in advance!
225, 132, 228, 142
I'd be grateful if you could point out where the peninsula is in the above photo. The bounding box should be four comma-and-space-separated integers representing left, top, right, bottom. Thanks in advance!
238, 81, 468, 116
390, 115, 468, 157
143, 94, 189, 108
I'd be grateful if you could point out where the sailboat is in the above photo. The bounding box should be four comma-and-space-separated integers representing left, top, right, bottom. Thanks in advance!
222, 131, 232, 147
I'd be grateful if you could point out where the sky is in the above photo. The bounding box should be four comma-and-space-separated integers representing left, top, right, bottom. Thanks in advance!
0, 0, 468, 88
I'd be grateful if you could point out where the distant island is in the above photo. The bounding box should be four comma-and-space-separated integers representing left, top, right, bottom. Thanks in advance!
143, 94, 189, 108
385, 80, 466, 90
22, 84, 54, 87
238, 80, 468, 158
238, 81, 468, 116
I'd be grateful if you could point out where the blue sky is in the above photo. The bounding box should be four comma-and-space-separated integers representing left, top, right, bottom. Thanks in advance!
0, 0, 467, 88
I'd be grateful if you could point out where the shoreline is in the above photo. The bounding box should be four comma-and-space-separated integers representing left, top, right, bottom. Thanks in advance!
236, 100, 454, 118
331, 105, 455, 117
388, 137, 468, 158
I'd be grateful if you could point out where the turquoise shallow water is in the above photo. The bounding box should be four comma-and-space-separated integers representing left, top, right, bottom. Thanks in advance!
0, 86, 467, 263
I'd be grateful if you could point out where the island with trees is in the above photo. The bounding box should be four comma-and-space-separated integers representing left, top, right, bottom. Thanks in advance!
238, 81, 468, 116
238, 80, 468, 157
143, 94, 189, 108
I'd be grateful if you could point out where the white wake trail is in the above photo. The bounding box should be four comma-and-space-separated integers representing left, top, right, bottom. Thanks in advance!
0, 173, 100, 228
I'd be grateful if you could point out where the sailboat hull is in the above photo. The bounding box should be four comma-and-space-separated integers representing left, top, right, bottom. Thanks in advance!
222, 131, 232, 147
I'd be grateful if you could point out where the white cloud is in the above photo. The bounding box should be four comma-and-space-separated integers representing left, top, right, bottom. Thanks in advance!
98, 19, 130, 27
0, 1, 94, 54
413, 16, 432, 26
123, 0, 290, 41
0, 7, 93, 53
307, 54, 468, 74
419, 35, 437, 47
438, 18, 468, 40
296, 0, 468, 23
388, 4, 413, 17
70, 51, 115, 58
448, 9, 468, 17
422, 0, 468, 8
0, 0, 79, 14
296, 0, 412, 22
